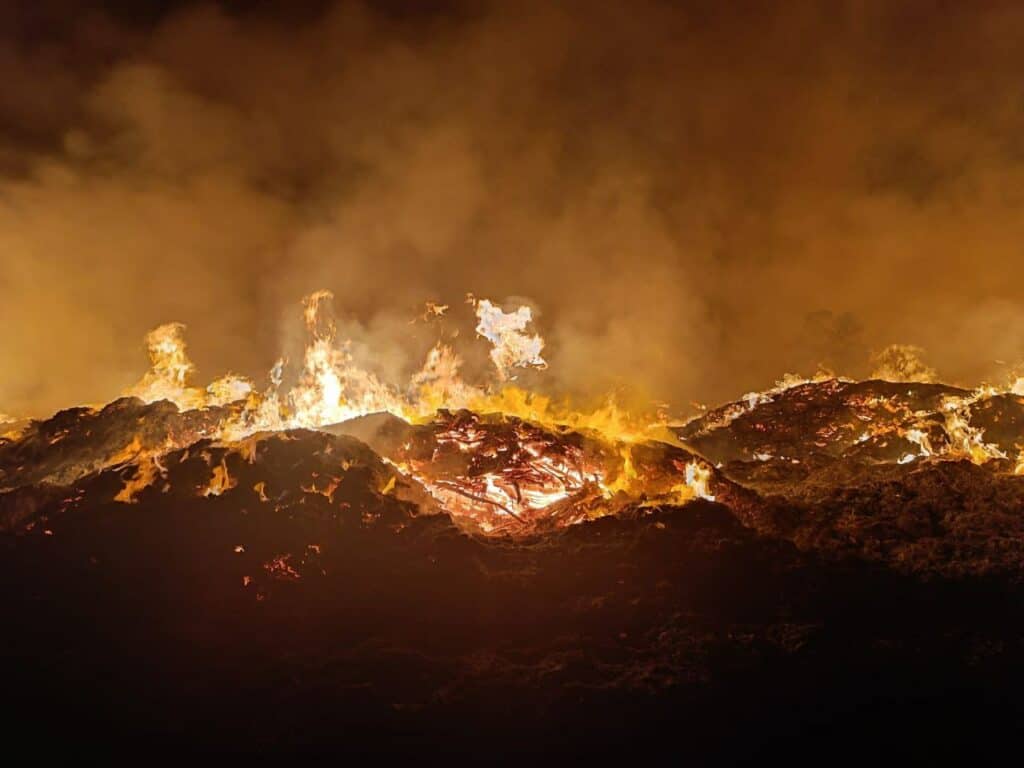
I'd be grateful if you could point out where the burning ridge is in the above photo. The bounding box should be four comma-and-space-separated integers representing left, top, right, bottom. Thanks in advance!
0, 402, 724, 539
6, 291, 1024, 544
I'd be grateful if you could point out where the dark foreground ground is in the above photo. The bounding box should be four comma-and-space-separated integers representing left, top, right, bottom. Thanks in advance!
4, 495, 1023, 763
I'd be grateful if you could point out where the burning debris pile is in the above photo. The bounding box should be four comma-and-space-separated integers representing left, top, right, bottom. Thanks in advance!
677, 377, 1024, 469
5, 289, 1024, 549
3, 291, 1024, 758
1, 291, 722, 537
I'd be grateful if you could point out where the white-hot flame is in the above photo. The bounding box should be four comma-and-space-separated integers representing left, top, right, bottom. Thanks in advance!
472, 298, 547, 380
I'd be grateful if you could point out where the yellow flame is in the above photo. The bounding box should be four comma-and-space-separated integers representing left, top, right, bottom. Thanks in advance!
125, 322, 252, 411
288, 290, 411, 428
114, 455, 161, 503
870, 344, 936, 383
202, 458, 237, 497
939, 392, 1006, 464
208, 291, 665, 446
253, 481, 269, 502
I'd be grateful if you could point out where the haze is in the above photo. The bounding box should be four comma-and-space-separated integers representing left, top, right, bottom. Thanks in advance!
2, 0, 1023, 416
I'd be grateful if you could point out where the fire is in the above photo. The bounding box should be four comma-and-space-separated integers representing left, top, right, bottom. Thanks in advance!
684, 369, 842, 439
901, 427, 935, 460
472, 298, 547, 380
81, 289, 1024, 536
114, 453, 163, 503
405, 415, 606, 532
125, 322, 252, 411
110, 435, 180, 503
288, 290, 409, 428
387, 410, 714, 534
411, 343, 483, 413
683, 460, 715, 501
939, 393, 1005, 464
104, 290, 704, 534
210, 291, 665, 450
870, 344, 936, 383
119, 291, 670, 463
202, 457, 237, 497
465, 387, 667, 443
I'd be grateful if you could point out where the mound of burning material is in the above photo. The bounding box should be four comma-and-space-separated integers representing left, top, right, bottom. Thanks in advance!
677, 377, 1024, 472
1, 399, 725, 538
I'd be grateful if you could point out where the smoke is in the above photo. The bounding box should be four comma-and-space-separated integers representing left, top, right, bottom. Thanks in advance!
3, 0, 1024, 416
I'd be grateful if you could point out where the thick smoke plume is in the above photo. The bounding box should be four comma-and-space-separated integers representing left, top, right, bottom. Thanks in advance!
3, 0, 1024, 416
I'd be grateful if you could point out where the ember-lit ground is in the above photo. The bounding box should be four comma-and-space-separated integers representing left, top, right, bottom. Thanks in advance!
3, 379, 1024, 760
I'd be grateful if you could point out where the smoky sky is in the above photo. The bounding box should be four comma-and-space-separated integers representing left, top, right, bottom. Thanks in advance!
3, 0, 1024, 416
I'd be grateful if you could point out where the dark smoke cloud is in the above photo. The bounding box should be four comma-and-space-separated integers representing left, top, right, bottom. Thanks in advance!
3, 0, 1024, 416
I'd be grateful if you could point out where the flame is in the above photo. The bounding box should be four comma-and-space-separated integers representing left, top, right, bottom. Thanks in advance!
601, 445, 638, 497
472, 298, 547, 380
0, 412, 20, 440
608, 448, 716, 508
109, 435, 144, 464
105, 294, 1024, 536
901, 427, 934, 460
208, 291, 662, 448
263, 554, 300, 581
870, 344, 936, 383
465, 387, 667, 443
108, 293, 1024, 537
287, 290, 410, 427
102, 291, 734, 534
938, 392, 1006, 464
682, 460, 715, 501
202, 457, 237, 497
420, 301, 449, 320
114, 454, 162, 503
27, 290, 1024, 541
415, 450, 601, 532
253, 481, 269, 501
67, 288, 1024, 542
125, 322, 252, 411
410, 343, 483, 413
1013, 448, 1024, 476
